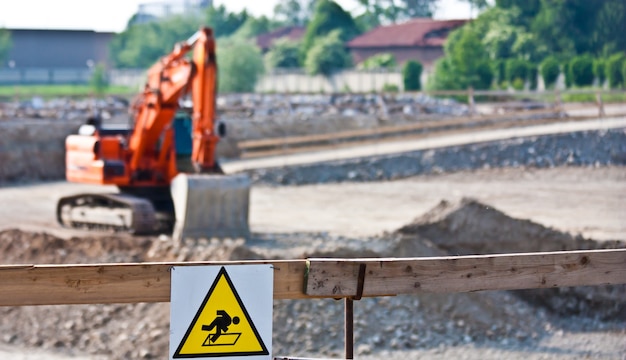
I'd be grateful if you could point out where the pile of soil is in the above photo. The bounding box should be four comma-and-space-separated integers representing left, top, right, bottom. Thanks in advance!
0, 199, 624, 359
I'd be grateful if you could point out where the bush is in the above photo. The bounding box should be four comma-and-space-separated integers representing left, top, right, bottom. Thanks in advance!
358, 53, 397, 69
382, 83, 399, 92
402, 60, 423, 91
218, 39, 265, 92
89, 63, 109, 96
563, 61, 572, 88
505, 58, 529, 87
265, 38, 301, 69
593, 59, 606, 86
475, 61, 495, 90
606, 53, 626, 88
528, 65, 538, 90
623, 60, 626, 89
540, 56, 560, 89
304, 30, 351, 76
568, 55, 594, 87
491, 59, 506, 87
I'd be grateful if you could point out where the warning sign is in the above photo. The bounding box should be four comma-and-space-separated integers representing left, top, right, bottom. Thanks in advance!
170, 265, 273, 360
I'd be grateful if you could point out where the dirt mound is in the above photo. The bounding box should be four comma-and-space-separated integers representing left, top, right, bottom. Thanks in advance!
395, 198, 615, 255
392, 198, 626, 320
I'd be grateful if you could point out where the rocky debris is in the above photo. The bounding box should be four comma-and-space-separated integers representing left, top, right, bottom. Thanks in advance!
0, 96, 129, 122
0, 199, 624, 359
217, 93, 470, 118
247, 128, 626, 185
0, 93, 469, 121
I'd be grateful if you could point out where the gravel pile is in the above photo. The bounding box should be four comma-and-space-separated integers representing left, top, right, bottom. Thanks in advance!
1, 199, 624, 359
247, 128, 626, 185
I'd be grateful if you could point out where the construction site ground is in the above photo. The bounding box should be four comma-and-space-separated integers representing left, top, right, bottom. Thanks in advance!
0, 111, 625, 358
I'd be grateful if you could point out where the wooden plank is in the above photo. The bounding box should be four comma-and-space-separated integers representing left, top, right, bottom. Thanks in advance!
0, 260, 307, 306
305, 249, 626, 297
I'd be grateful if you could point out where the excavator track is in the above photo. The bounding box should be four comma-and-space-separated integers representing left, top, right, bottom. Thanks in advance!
56, 193, 162, 234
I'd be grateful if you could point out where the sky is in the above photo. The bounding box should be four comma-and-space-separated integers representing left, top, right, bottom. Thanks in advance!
0, 0, 475, 33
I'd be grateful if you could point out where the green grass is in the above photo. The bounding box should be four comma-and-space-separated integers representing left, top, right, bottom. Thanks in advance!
0, 84, 137, 99
561, 92, 626, 103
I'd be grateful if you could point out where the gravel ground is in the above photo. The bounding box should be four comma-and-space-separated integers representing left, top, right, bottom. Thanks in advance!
246, 128, 626, 185
0, 199, 624, 359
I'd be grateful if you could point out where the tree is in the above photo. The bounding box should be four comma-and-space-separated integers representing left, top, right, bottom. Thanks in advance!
206, 5, 249, 38
301, 0, 360, 59
231, 16, 273, 40
273, 0, 311, 26
568, 55, 594, 87
0, 28, 11, 66
532, 0, 625, 56
218, 39, 265, 92
402, 60, 423, 91
110, 15, 201, 68
354, 0, 436, 25
304, 30, 351, 76
428, 26, 493, 90
448, 27, 493, 89
540, 56, 560, 89
265, 38, 301, 69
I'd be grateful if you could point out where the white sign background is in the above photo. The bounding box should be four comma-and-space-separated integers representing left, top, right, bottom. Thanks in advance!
169, 264, 274, 360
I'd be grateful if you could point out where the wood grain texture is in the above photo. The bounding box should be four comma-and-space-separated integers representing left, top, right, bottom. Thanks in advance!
305, 249, 626, 297
2, 249, 624, 306
0, 260, 307, 306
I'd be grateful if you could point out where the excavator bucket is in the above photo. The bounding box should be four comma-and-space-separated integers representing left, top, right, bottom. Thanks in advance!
170, 173, 251, 243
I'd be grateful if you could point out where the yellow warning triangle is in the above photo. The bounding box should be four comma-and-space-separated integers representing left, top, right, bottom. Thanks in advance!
174, 267, 269, 358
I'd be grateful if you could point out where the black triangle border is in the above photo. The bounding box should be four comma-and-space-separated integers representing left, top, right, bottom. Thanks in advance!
174, 266, 270, 358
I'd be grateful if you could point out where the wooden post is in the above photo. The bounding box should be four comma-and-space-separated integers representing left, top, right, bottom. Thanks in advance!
468, 87, 475, 116
554, 88, 563, 113
345, 298, 354, 359
596, 91, 606, 118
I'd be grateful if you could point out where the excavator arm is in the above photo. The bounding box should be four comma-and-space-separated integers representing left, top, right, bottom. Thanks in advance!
128, 27, 219, 184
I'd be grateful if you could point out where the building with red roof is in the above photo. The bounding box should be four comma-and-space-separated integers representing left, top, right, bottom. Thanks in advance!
347, 18, 468, 69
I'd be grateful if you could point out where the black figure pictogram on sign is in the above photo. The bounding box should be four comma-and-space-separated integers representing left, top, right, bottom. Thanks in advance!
202, 310, 241, 345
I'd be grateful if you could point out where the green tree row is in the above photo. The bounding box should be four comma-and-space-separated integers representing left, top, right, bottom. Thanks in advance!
429, 0, 626, 90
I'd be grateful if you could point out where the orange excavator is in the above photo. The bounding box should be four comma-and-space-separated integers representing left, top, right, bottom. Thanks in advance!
56, 27, 250, 240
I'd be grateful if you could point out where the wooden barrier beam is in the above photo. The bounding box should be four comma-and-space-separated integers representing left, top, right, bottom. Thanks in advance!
305, 249, 626, 297
2, 249, 624, 306
0, 260, 307, 306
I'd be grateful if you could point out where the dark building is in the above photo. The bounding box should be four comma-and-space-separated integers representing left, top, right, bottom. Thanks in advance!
5, 29, 114, 69
347, 19, 468, 69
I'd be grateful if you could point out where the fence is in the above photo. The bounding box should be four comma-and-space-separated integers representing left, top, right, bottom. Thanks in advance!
1, 248, 625, 359
234, 88, 626, 158
255, 69, 410, 93
0, 68, 146, 87
0, 68, 412, 92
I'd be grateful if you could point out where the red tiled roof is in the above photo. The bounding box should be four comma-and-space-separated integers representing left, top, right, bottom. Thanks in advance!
347, 18, 468, 48
256, 26, 306, 51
